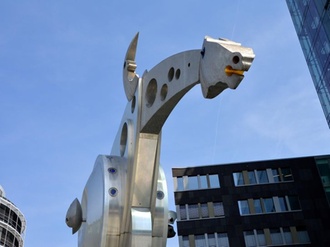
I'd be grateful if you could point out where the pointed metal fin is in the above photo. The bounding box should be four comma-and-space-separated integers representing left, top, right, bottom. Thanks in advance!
123, 32, 139, 101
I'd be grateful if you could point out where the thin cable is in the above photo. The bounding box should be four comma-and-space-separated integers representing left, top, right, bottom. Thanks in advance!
231, 0, 241, 39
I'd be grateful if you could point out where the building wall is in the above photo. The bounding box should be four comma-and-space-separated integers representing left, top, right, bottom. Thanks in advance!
286, 0, 330, 128
172, 156, 330, 246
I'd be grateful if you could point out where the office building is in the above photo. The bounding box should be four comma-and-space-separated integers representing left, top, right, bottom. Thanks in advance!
172, 155, 330, 246
0, 185, 26, 247
286, 0, 330, 128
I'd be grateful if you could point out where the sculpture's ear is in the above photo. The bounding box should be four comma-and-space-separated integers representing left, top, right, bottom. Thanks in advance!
123, 32, 140, 101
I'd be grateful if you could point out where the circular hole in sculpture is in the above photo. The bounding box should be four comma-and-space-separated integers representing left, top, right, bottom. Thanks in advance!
188, 63, 191, 67
232, 55, 240, 64
157, 190, 164, 200
175, 69, 181, 79
146, 78, 157, 108
131, 96, 136, 113
120, 123, 128, 157
108, 167, 117, 174
160, 84, 168, 101
109, 187, 118, 197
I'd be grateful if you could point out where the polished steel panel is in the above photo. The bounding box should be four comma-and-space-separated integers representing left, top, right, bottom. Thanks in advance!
67, 34, 255, 247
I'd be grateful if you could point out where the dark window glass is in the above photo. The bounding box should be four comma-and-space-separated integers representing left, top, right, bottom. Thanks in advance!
217, 233, 229, 247
272, 169, 280, 182
288, 196, 301, 210
214, 202, 224, 217
233, 172, 244, 186
238, 200, 250, 215
200, 203, 209, 218
199, 175, 208, 189
248, 171, 257, 184
209, 174, 220, 188
208, 234, 216, 247
283, 227, 293, 244
179, 205, 187, 220
270, 228, 283, 245
278, 197, 288, 212
257, 170, 269, 184
176, 177, 184, 191
281, 168, 293, 181
263, 198, 275, 213
254, 199, 262, 214
256, 230, 266, 246
195, 234, 206, 247
187, 176, 198, 190
244, 231, 256, 247
188, 204, 199, 219
296, 226, 310, 243
182, 236, 190, 247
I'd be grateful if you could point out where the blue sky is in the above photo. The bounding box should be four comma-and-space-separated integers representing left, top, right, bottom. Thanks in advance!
1, 1, 330, 247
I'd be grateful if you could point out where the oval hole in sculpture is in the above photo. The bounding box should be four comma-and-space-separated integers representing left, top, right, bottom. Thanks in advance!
131, 96, 136, 113
146, 78, 157, 108
168, 67, 174, 82
175, 69, 181, 80
160, 84, 168, 101
120, 123, 128, 156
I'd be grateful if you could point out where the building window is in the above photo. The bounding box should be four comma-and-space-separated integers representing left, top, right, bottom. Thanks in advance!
238, 200, 250, 215
195, 234, 206, 247
244, 231, 256, 247
178, 202, 224, 220
174, 174, 220, 191
188, 204, 199, 219
257, 170, 269, 184
272, 168, 280, 182
200, 175, 208, 189
281, 168, 293, 181
208, 234, 216, 247
282, 227, 293, 244
248, 171, 257, 185
179, 205, 187, 220
187, 176, 199, 190
200, 203, 209, 218
238, 196, 301, 216
253, 199, 263, 214
182, 236, 190, 247
263, 198, 275, 213
244, 227, 310, 246
176, 177, 184, 191
278, 197, 288, 212
296, 226, 310, 243
256, 230, 266, 246
217, 233, 230, 247
270, 228, 284, 245
209, 174, 220, 188
287, 196, 301, 210
233, 172, 244, 186
233, 168, 294, 186
213, 202, 225, 217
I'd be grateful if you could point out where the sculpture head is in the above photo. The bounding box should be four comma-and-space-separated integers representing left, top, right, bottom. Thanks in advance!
200, 36, 255, 98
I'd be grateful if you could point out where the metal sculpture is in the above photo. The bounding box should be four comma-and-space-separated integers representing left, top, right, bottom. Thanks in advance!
66, 33, 255, 247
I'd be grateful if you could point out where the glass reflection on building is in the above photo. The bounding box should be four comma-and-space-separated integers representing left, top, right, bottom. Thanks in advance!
287, 0, 330, 127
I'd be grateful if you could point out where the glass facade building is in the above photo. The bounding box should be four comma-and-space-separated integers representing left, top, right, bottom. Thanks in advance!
286, 0, 330, 128
0, 186, 26, 247
172, 155, 330, 246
